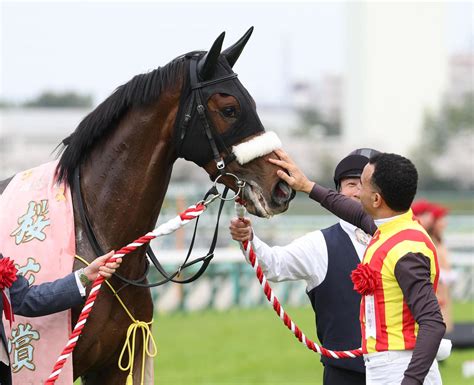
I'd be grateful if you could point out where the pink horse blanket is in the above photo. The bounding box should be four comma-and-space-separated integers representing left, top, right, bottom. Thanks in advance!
0, 161, 75, 384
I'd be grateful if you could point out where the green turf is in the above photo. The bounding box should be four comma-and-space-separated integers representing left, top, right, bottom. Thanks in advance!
153, 303, 474, 385
452, 301, 474, 322
155, 306, 320, 385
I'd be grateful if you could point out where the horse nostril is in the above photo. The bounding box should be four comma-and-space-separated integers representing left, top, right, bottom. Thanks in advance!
272, 181, 293, 204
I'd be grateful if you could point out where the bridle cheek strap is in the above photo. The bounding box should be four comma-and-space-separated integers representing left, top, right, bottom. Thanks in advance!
190, 58, 237, 173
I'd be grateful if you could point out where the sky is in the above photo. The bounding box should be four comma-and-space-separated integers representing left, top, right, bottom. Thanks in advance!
1, 1, 472, 105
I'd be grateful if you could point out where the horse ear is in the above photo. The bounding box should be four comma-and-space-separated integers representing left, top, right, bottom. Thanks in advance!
222, 27, 254, 68
198, 32, 225, 80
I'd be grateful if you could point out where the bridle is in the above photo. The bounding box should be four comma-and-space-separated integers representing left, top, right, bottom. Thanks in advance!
175, 53, 264, 178
188, 56, 238, 173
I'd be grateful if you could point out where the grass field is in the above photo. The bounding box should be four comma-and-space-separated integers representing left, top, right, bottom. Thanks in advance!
154, 303, 474, 385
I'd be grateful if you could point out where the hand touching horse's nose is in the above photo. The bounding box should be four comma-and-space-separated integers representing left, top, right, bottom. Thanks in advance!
229, 217, 254, 242
268, 149, 315, 194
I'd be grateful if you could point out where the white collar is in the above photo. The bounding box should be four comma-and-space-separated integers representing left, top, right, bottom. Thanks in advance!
339, 219, 358, 234
374, 213, 403, 226
339, 219, 371, 247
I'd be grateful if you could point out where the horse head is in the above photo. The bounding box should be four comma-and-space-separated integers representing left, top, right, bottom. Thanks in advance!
174, 28, 295, 218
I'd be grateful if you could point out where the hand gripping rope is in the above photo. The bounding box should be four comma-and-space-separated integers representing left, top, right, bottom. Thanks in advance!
235, 201, 363, 359
45, 201, 210, 384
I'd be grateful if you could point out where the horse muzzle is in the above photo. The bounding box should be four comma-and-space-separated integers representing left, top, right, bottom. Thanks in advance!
240, 180, 294, 218
271, 181, 295, 208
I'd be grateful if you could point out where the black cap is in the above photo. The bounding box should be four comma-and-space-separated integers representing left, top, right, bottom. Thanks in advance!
334, 148, 380, 188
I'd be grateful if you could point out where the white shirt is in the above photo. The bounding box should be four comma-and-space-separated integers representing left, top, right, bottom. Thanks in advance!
374, 213, 403, 227
248, 220, 368, 292
74, 270, 87, 297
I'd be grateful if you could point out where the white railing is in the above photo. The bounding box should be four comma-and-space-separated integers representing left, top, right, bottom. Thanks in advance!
149, 245, 474, 313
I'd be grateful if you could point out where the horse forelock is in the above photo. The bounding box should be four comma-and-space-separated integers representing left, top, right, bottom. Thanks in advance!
55, 55, 191, 187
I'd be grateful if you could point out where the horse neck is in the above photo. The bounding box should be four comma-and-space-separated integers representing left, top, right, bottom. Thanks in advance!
80, 98, 179, 264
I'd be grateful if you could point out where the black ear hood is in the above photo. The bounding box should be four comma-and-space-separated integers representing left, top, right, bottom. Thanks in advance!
222, 27, 254, 68
197, 32, 225, 81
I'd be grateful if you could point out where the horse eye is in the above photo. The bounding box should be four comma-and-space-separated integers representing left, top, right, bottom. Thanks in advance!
221, 106, 237, 118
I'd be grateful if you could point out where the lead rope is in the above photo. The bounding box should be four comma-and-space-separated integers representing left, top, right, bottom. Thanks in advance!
45, 202, 208, 385
235, 201, 363, 359
74, 255, 157, 385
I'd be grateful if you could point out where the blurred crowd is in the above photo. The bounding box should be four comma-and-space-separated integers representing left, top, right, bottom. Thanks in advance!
412, 200, 455, 332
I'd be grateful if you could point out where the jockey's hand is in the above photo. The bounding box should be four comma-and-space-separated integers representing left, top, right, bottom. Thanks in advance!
84, 251, 122, 281
229, 217, 254, 242
268, 149, 315, 194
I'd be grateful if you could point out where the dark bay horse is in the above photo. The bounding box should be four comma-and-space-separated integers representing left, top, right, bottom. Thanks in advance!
0, 28, 294, 384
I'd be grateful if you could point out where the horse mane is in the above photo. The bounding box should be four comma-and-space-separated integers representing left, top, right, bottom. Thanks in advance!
55, 52, 197, 186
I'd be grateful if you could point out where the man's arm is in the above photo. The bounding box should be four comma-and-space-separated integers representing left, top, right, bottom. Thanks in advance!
394, 252, 446, 385
250, 231, 328, 289
10, 273, 83, 317
8, 250, 121, 317
229, 218, 328, 289
267, 149, 377, 235
309, 184, 377, 236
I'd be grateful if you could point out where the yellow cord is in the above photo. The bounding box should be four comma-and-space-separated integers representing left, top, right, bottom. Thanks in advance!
118, 320, 157, 385
75, 255, 158, 385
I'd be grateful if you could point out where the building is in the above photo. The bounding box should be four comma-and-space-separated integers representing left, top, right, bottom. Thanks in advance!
343, 2, 447, 155
445, 53, 474, 106
0, 108, 88, 178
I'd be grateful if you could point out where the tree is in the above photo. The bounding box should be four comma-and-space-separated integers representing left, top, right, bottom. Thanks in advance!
23, 91, 93, 108
294, 107, 341, 137
412, 93, 474, 190
424, 93, 473, 152
0, 98, 16, 108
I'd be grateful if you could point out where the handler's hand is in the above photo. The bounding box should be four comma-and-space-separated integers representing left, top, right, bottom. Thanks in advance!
229, 217, 254, 242
268, 149, 315, 194
84, 251, 122, 281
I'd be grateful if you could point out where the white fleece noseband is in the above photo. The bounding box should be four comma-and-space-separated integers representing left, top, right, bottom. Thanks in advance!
232, 132, 282, 165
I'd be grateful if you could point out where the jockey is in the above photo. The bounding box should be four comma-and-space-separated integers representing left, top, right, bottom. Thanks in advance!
271, 150, 446, 385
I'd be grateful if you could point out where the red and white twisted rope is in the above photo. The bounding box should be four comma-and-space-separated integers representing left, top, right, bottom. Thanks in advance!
45, 203, 206, 384
235, 202, 363, 359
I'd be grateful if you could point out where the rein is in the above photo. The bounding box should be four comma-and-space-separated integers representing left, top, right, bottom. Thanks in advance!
73, 167, 238, 288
